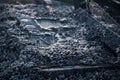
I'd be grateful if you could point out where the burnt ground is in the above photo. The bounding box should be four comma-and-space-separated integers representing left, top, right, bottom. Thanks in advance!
0, 0, 120, 80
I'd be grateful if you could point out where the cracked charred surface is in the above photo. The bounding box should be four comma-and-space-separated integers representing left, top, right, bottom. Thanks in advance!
0, 0, 120, 80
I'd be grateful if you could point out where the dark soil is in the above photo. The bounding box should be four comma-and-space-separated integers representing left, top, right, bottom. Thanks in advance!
93, 0, 120, 24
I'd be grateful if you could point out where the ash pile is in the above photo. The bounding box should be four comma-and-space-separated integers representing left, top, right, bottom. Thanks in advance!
0, 0, 120, 80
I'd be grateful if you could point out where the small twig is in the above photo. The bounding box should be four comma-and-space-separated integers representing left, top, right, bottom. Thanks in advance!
34, 64, 120, 72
